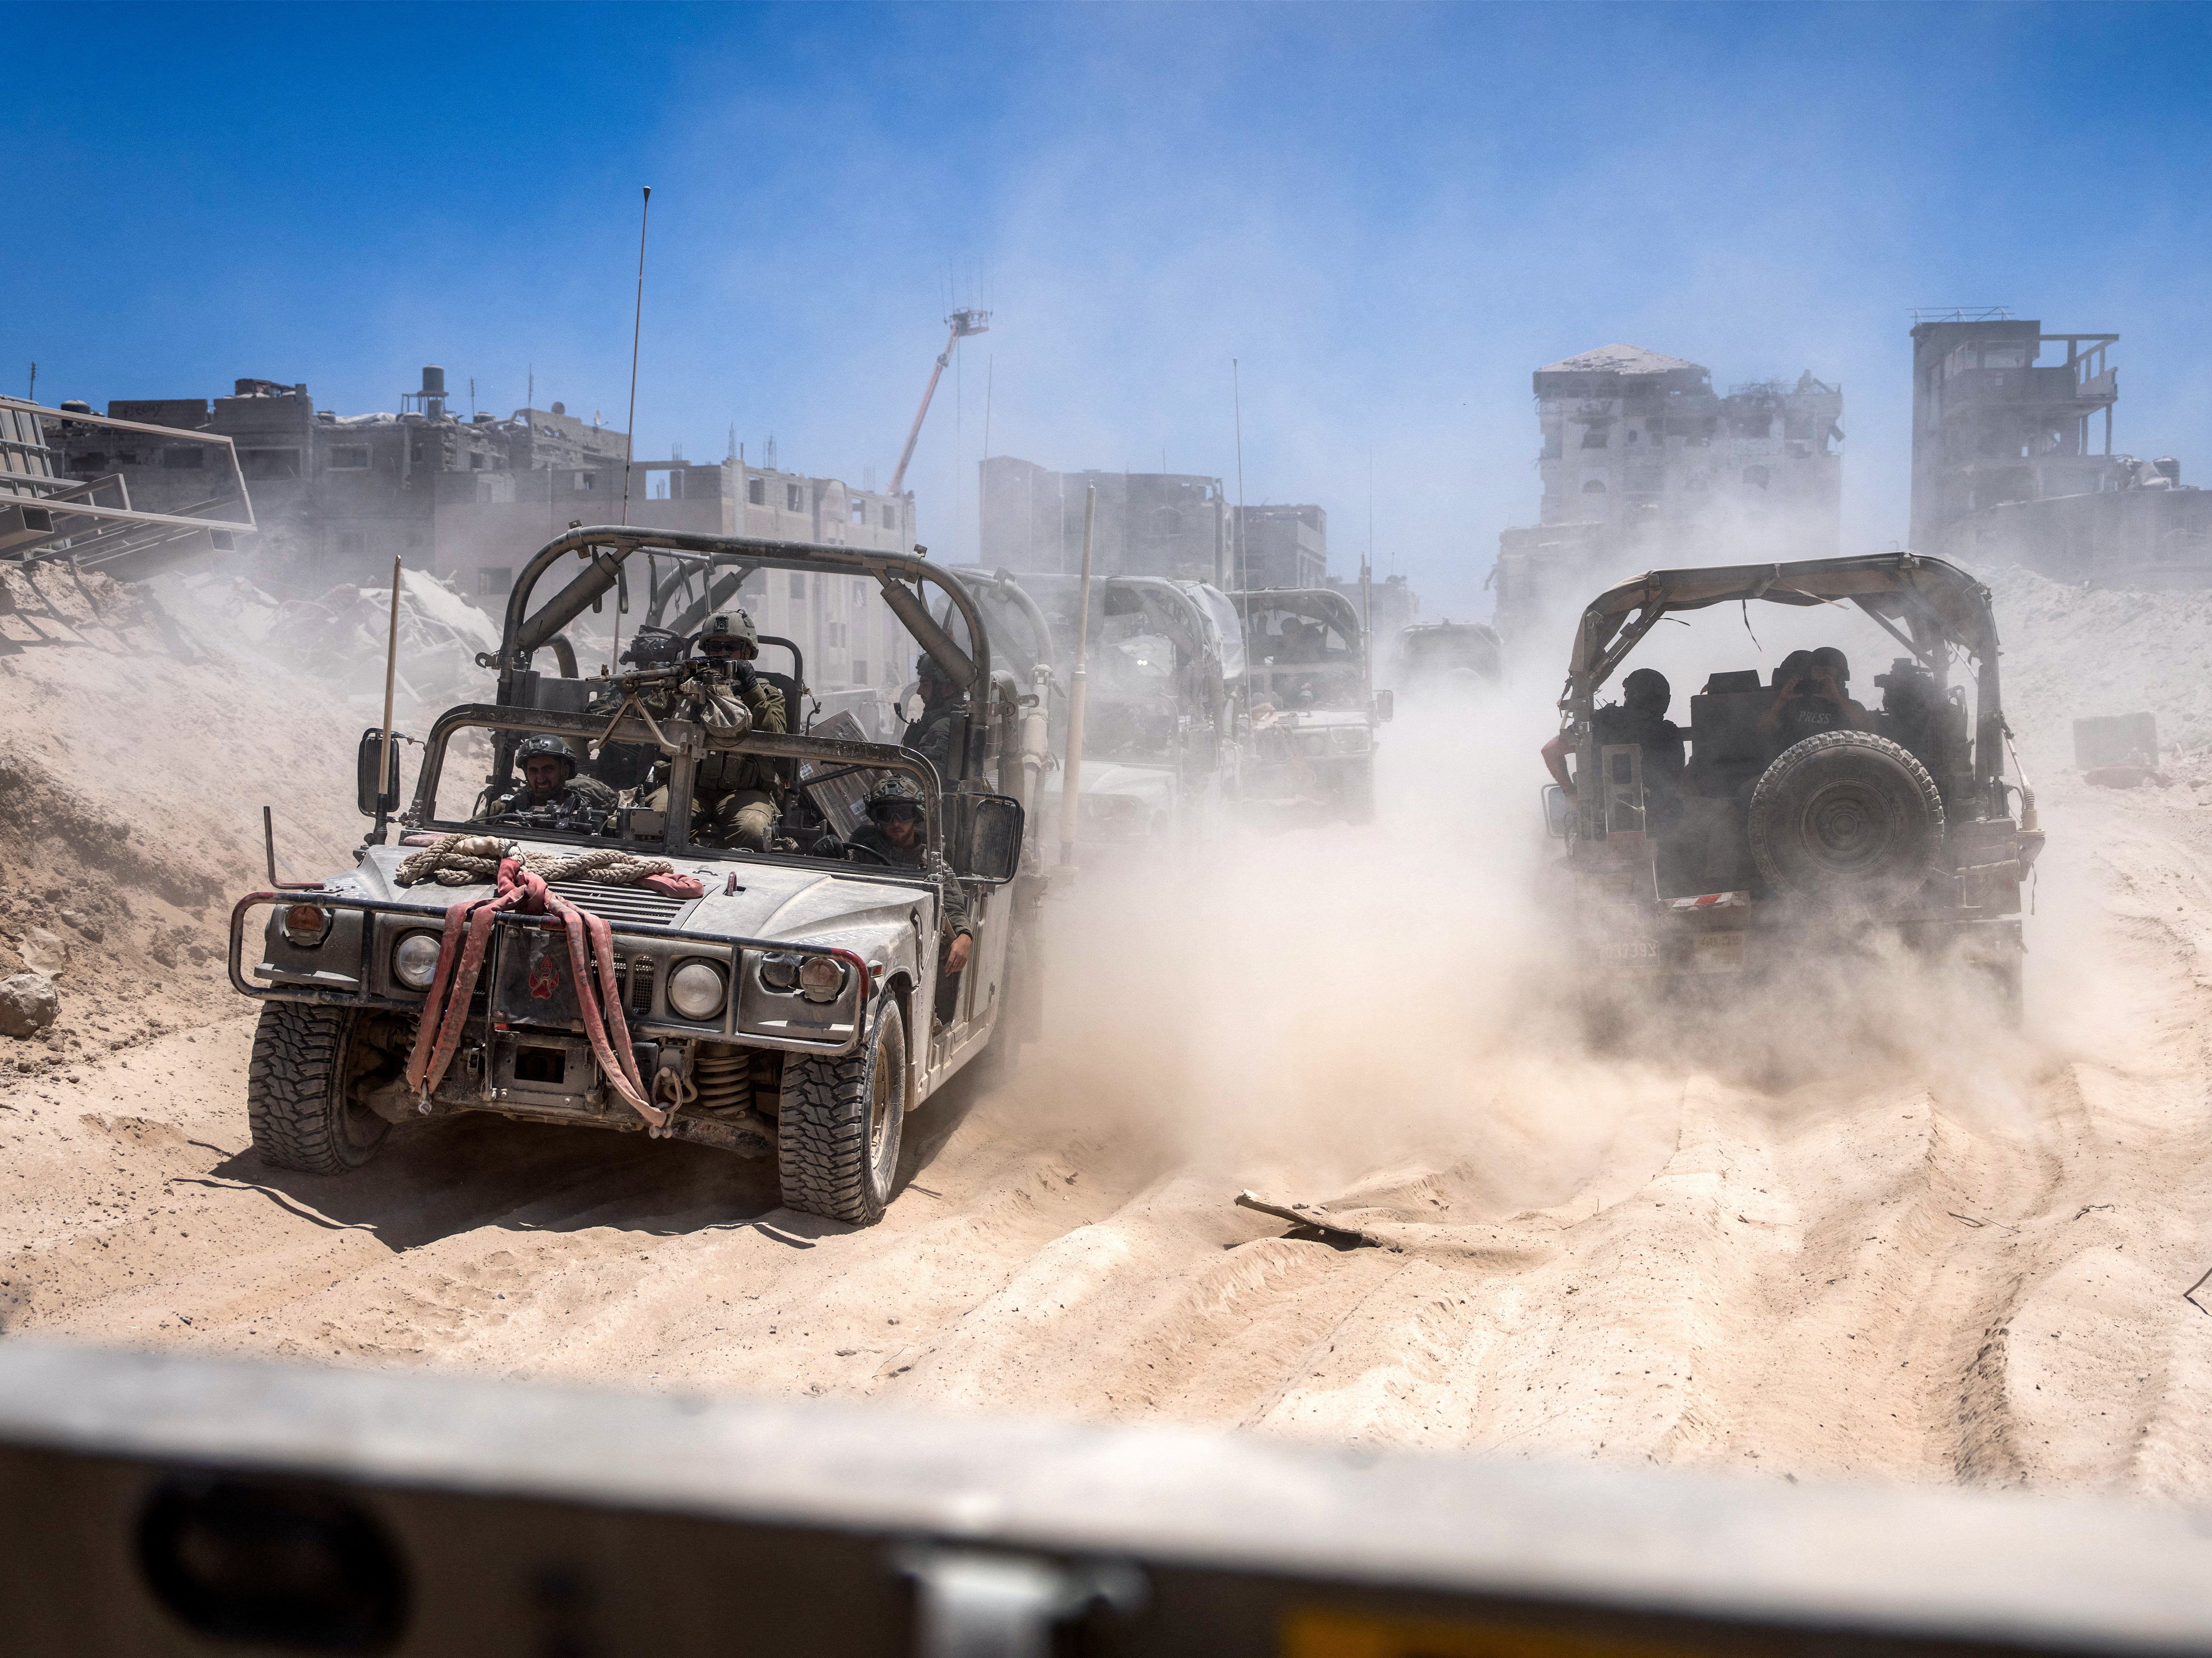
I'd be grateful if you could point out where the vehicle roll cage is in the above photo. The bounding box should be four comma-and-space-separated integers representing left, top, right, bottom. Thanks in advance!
945, 567, 1236, 688
409, 701, 947, 861
1560, 552, 2009, 804
1229, 587, 1365, 651
494, 526, 989, 782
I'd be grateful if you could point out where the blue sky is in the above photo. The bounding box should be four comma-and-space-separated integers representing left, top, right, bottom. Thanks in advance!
13, 2, 2210, 614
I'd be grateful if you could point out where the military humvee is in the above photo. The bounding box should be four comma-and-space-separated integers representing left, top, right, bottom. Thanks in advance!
230, 530, 1043, 1226
1393, 619, 1502, 695
1544, 553, 2042, 1014
949, 566, 1242, 855
1231, 588, 1392, 824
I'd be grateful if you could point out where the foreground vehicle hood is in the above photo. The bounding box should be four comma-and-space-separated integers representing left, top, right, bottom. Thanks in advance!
335, 843, 932, 943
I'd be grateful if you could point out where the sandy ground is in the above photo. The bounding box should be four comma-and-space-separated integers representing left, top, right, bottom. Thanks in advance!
4, 564, 2212, 1499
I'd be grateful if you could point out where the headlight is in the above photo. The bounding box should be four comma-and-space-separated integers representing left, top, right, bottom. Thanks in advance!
758, 953, 801, 993
667, 959, 728, 1020
283, 903, 333, 947
391, 929, 442, 990
1330, 726, 1370, 755
798, 956, 845, 1003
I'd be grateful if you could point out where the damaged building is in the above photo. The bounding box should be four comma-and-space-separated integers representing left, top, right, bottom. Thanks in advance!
1908, 312, 2209, 583
978, 456, 1326, 588
51, 367, 920, 695
52, 368, 914, 599
1488, 345, 1843, 646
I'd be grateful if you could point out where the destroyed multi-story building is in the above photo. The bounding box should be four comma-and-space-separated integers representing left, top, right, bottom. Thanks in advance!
978, 456, 1326, 588
1488, 345, 1843, 647
1908, 312, 2209, 582
51, 368, 920, 693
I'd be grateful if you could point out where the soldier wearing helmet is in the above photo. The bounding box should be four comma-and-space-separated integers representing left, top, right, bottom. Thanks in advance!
637, 606, 789, 852
902, 651, 964, 783
1757, 645, 1872, 752
833, 773, 973, 1017
1542, 666, 1686, 822
480, 734, 618, 823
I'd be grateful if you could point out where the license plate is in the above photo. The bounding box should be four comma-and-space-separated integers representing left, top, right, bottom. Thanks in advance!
1594, 937, 1660, 965
1690, 931, 1745, 974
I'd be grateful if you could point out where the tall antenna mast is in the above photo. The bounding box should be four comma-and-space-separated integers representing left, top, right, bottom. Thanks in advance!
619, 185, 651, 530
1232, 358, 1247, 593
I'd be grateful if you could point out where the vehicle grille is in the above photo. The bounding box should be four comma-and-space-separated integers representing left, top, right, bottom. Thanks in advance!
547, 881, 692, 927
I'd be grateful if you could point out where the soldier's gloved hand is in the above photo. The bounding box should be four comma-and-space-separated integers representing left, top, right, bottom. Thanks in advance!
729, 658, 759, 693
808, 834, 847, 858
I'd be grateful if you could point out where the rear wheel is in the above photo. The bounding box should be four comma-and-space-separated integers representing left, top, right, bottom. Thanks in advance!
246, 1003, 391, 1174
777, 999, 908, 1226
1747, 732, 1944, 908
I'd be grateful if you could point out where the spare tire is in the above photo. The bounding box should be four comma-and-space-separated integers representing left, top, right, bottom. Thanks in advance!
1747, 730, 1945, 908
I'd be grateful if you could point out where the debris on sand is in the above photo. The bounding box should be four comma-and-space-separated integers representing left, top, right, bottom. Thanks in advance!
0, 973, 59, 1039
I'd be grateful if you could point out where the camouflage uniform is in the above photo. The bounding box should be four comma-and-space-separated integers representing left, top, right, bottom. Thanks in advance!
641, 608, 789, 852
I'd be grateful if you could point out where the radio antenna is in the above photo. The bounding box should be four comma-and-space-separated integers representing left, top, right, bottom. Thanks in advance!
620, 185, 651, 529
615, 184, 651, 669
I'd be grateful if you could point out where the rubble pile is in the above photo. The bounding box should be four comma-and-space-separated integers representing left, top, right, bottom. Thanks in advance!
171, 566, 500, 711
1983, 564, 2212, 780
0, 564, 363, 1067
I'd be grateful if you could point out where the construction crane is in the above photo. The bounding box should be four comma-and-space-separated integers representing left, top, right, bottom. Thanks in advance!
888, 307, 990, 496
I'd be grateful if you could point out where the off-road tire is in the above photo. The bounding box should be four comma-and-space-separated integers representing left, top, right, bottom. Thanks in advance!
777, 999, 907, 1226
1747, 731, 1945, 908
246, 1003, 390, 1174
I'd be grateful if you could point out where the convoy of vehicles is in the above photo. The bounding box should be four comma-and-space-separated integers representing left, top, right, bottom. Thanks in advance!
1543, 553, 2042, 1014
232, 528, 1040, 1226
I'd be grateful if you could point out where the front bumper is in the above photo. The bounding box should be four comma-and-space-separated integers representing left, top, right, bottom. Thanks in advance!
228, 890, 871, 1057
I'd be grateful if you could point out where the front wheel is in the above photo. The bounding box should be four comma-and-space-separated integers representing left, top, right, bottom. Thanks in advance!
246, 1003, 392, 1174
777, 999, 908, 1225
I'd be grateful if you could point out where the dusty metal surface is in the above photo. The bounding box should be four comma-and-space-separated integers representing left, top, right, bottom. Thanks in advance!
1, 1342, 2210, 1656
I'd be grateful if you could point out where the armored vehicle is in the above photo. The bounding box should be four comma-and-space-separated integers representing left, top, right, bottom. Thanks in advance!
1543, 553, 2042, 1013
230, 530, 1040, 1226
949, 566, 1242, 855
1394, 619, 1503, 695
1231, 588, 1392, 824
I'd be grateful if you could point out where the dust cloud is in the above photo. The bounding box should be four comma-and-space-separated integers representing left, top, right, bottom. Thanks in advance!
5, 563, 2212, 1495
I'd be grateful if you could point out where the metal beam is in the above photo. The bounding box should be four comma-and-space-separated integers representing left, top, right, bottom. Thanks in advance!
0, 1342, 2208, 1658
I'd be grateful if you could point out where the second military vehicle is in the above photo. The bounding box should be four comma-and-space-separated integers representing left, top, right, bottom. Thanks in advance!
1543, 552, 2042, 1015
1231, 588, 1392, 824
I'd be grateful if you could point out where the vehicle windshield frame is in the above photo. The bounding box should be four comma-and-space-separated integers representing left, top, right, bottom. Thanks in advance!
405, 701, 947, 866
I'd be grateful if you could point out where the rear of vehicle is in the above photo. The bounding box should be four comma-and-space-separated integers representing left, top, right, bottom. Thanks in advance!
1544, 555, 2043, 1016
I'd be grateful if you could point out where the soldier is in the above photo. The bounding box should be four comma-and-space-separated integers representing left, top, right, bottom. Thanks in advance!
480, 735, 617, 823
639, 607, 789, 851
902, 652, 964, 783
1757, 645, 1873, 751
1542, 667, 1686, 822
822, 775, 973, 1021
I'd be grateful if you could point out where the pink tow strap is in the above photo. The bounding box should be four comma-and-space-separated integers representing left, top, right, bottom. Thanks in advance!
404, 857, 666, 1129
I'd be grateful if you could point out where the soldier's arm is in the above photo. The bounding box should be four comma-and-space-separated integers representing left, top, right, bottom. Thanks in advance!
745, 679, 787, 734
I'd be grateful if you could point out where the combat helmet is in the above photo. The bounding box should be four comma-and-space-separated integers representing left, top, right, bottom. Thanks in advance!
515, 734, 579, 779
864, 773, 927, 821
697, 607, 759, 651
620, 626, 686, 669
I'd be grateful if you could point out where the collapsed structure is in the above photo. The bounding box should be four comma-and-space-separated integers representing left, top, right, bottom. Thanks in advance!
1489, 345, 1844, 647
1907, 312, 2209, 583
45, 369, 920, 696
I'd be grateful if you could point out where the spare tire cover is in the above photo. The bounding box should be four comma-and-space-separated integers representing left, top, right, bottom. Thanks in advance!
1747, 730, 1945, 907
